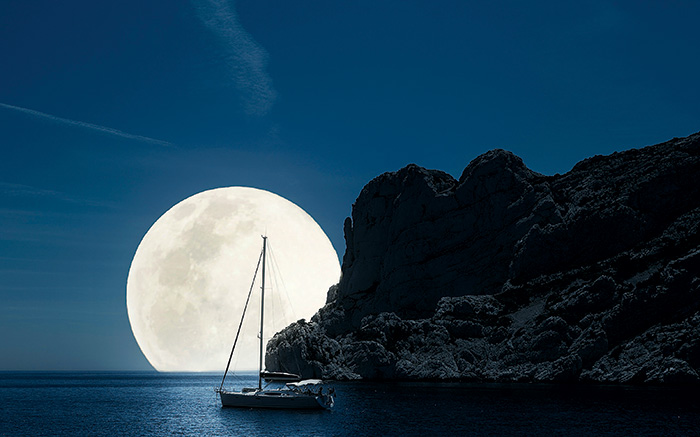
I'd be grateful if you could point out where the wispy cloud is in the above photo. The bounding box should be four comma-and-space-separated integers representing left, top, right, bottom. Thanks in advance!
194, 0, 277, 117
0, 102, 172, 147
0, 182, 117, 208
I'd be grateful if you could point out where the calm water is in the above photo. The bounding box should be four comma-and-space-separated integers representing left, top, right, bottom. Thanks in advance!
0, 372, 698, 436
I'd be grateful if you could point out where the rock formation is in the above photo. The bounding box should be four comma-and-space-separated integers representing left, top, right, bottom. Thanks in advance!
267, 132, 700, 384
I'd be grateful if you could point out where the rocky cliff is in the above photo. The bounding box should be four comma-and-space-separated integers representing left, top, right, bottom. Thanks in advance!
267, 132, 700, 384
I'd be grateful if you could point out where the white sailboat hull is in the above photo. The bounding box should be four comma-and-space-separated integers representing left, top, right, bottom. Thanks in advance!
219, 389, 330, 410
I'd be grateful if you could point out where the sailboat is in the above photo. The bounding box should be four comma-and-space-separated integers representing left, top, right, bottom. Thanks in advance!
215, 236, 335, 410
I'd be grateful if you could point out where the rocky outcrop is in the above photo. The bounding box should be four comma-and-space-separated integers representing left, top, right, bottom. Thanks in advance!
267, 132, 700, 384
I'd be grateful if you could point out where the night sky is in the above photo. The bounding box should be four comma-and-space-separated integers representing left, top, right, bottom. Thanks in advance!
1, 0, 698, 370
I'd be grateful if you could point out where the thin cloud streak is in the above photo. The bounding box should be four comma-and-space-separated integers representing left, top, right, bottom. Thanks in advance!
0, 102, 172, 147
194, 0, 277, 117
0, 182, 117, 209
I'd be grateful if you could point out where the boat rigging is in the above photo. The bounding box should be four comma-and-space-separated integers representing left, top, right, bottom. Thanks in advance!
215, 236, 335, 410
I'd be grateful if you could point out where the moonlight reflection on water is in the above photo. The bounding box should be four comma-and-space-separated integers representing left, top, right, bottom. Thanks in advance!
0, 373, 698, 435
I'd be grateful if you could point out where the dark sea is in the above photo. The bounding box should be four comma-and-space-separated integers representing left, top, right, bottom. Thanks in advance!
0, 372, 698, 436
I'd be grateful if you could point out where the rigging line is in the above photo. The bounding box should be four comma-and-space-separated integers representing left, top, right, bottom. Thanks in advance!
268, 242, 289, 335
218, 248, 264, 392
266, 244, 303, 376
267, 241, 298, 321
266, 241, 279, 334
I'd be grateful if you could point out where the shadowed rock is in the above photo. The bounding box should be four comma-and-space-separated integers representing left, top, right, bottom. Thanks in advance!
267, 132, 700, 384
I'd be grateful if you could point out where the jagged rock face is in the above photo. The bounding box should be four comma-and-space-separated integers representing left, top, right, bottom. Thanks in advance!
338, 152, 548, 326
267, 132, 700, 384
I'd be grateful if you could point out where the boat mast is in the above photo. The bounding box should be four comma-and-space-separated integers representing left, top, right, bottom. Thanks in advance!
258, 235, 267, 391
218, 249, 263, 392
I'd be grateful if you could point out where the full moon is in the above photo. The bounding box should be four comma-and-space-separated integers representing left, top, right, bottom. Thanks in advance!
126, 187, 341, 371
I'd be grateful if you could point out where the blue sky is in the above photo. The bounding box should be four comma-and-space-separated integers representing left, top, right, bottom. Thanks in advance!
1, 0, 698, 370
